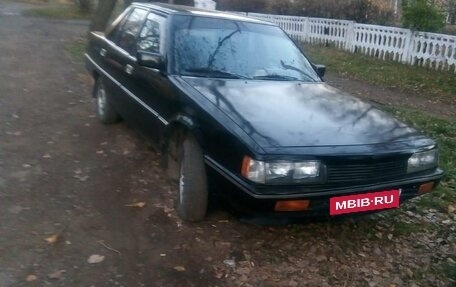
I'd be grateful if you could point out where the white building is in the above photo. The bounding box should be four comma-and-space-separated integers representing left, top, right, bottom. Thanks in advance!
194, 0, 216, 10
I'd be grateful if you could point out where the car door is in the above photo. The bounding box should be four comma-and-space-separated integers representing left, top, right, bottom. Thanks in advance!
129, 12, 173, 142
103, 7, 148, 124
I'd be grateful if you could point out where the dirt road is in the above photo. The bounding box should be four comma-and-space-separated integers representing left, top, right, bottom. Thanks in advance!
0, 2, 454, 286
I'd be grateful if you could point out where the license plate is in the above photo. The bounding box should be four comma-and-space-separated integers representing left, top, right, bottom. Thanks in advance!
330, 190, 400, 216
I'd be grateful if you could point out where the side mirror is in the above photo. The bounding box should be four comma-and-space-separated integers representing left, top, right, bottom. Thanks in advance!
314, 64, 326, 78
137, 51, 165, 71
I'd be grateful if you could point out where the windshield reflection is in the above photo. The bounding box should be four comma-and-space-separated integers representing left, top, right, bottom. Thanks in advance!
171, 15, 320, 82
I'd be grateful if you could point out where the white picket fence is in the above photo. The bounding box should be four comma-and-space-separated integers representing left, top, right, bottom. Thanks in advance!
243, 12, 456, 73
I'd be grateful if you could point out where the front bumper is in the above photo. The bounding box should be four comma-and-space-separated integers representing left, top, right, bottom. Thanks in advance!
205, 156, 444, 216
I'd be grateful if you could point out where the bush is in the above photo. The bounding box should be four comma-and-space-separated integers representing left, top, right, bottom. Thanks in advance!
265, 0, 394, 25
217, 0, 268, 12
402, 0, 446, 32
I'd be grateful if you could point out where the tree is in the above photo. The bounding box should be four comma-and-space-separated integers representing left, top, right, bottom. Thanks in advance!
89, 0, 118, 32
448, 0, 456, 24
75, 0, 94, 13
264, 0, 394, 24
216, 0, 268, 12
402, 0, 446, 31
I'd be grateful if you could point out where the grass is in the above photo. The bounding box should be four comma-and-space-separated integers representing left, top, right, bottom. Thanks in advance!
390, 221, 432, 236
443, 24, 456, 36
13, 0, 49, 3
438, 260, 456, 282
303, 45, 456, 103
65, 39, 86, 62
22, 4, 91, 20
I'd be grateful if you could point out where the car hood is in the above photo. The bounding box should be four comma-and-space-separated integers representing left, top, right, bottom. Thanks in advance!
182, 77, 424, 149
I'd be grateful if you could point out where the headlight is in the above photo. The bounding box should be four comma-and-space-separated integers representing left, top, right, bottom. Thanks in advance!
242, 156, 321, 184
407, 149, 438, 173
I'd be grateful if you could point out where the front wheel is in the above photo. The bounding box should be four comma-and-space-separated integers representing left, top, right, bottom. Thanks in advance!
169, 133, 208, 222
94, 78, 120, 124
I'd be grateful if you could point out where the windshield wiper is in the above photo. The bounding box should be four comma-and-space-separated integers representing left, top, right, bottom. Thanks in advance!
183, 68, 249, 79
280, 60, 317, 82
253, 74, 299, 81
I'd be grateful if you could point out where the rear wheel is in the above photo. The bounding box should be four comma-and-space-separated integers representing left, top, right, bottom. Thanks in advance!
167, 132, 208, 222
94, 78, 120, 124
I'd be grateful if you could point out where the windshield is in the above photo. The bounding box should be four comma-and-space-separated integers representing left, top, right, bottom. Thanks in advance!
171, 15, 320, 82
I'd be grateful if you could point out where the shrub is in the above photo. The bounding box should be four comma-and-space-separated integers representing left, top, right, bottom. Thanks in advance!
265, 0, 394, 25
402, 0, 446, 32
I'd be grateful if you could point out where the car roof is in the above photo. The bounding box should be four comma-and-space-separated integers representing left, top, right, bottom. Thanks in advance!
132, 2, 275, 26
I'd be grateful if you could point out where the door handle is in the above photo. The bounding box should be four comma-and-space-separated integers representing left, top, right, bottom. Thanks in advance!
125, 64, 134, 75
100, 48, 107, 57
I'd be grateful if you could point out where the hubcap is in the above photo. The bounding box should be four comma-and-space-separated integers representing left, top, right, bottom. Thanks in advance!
179, 162, 185, 205
97, 83, 107, 116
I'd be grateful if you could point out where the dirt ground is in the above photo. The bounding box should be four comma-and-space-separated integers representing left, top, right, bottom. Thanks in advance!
0, 1, 455, 286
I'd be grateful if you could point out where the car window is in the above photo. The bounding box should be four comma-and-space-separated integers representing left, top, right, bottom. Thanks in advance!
115, 8, 148, 56
137, 13, 165, 54
106, 7, 132, 42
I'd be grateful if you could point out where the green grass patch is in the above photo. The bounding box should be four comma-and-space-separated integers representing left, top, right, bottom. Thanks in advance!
23, 5, 91, 20
65, 39, 86, 62
303, 45, 456, 104
440, 262, 456, 282
390, 221, 430, 236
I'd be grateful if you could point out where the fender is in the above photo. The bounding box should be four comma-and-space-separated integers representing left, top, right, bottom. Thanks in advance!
162, 113, 205, 151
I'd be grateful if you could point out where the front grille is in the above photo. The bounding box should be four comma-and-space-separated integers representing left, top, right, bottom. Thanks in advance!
326, 159, 408, 184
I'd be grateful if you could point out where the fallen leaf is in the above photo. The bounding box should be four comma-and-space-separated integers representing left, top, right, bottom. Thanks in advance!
125, 202, 146, 208
235, 267, 251, 275
214, 269, 224, 279
405, 267, 413, 278
48, 270, 64, 280
223, 259, 236, 268
163, 206, 173, 213
74, 173, 89, 181
173, 266, 186, 272
87, 254, 105, 264
26, 274, 37, 282
45, 233, 60, 244
448, 204, 456, 214
316, 255, 327, 262
42, 154, 52, 159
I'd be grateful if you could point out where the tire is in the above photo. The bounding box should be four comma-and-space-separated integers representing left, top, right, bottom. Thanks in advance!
94, 78, 120, 124
168, 132, 208, 222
